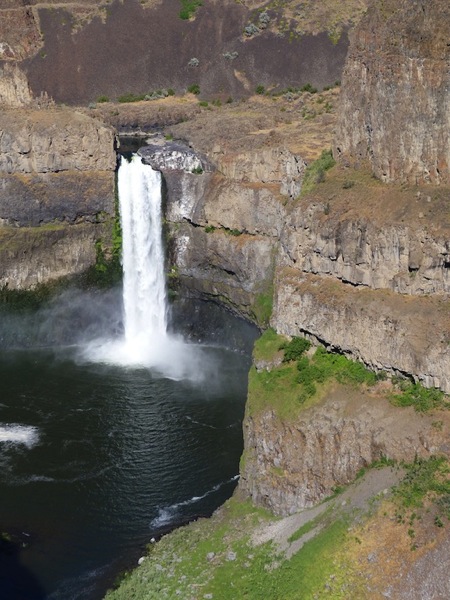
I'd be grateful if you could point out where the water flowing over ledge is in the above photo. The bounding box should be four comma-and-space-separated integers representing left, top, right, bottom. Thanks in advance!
83, 154, 214, 382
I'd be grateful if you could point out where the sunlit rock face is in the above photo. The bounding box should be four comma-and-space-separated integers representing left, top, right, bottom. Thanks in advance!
0, 108, 116, 288
334, 0, 450, 184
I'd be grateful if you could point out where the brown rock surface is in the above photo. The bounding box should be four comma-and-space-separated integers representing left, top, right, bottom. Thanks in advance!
0, 107, 116, 286
240, 381, 450, 515
334, 0, 450, 184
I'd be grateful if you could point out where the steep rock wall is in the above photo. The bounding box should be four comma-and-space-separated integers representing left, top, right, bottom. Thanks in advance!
334, 0, 450, 184
0, 108, 116, 288
240, 385, 450, 515
282, 201, 450, 297
142, 142, 298, 322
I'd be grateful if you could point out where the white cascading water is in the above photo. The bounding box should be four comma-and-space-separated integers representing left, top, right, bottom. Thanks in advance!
85, 153, 211, 381
119, 154, 168, 342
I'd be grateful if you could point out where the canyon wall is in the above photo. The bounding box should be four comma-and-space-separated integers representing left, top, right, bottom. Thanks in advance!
334, 0, 450, 184
0, 108, 116, 288
0, 0, 354, 107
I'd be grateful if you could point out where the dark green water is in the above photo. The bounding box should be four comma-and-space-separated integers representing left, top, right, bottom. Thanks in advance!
0, 297, 254, 599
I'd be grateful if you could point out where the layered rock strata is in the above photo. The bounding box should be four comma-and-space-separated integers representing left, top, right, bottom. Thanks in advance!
0, 108, 116, 288
142, 142, 300, 321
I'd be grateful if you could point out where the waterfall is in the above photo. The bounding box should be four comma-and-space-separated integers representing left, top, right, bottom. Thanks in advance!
84, 152, 211, 381
118, 155, 168, 341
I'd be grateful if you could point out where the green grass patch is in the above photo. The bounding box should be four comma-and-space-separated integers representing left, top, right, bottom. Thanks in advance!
187, 83, 200, 95
253, 328, 285, 362
117, 92, 146, 103
390, 381, 450, 412
249, 339, 377, 417
301, 149, 336, 196
179, 0, 203, 20
106, 494, 350, 600
248, 363, 307, 420
395, 457, 450, 513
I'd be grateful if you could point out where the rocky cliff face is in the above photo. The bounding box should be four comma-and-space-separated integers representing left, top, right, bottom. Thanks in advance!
0, 108, 116, 288
240, 383, 450, 515
334, 0, 450, 184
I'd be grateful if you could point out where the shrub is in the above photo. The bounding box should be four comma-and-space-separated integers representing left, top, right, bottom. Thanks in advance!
280, 337, 311, 362
187, 83, 200, 95
244, 23, 259, 37
223, 51, 239, 61
167, 88, 175, 96
117, 92, 145, 103
391, 382, 449, 412
97, 95, 109, 103
301, 83, 318, 94
255, 84, 265, 95
198, 100, 208, 107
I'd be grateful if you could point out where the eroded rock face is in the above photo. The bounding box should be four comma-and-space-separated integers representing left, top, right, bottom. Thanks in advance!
0, 63, 32, 107
281, 203, 450, 296
0, 109, 116, 174
272, 269, 450, 392
240, 385, 450, 516
0, 108, 116, 287
148, 140, 303, 319
334, 0, 450, 184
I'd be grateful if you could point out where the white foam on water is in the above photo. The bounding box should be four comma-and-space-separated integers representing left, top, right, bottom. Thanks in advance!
150, 475, 239, 528
0, 424, 39, 448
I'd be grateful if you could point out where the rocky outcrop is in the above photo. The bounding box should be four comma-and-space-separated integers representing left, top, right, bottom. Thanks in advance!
272, 269, 450, 392
334, 0, 450, 184
281, 202, 450, 297
0, 108, 116, 287
143, 140, 298, 321
0, 63, 32, 107
0, 109, 115, 174
240, 383, 450, 516
0, 222, 112, 289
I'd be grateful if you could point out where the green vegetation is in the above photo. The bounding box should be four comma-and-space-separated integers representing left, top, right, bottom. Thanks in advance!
255, 84, 266, 95
105, 495, 350, 600
179, 0, 203, 20
187, 83, 200, 95
390, 380, 450, 412
251, 289, 273, 328
301, 82, 318, 94
249, 333, 377, 418
252, 328, 281, 362
198, 100, 208, 107
300, 149, 336, 196
96, 95, 109, 103
117, 92, 146, 103
391, 456, 450, 545
204, 224, 216, 233
395, 457, 450, 513
279, 336, 311, 362
191, 165, 203, 174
